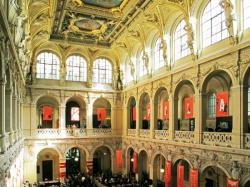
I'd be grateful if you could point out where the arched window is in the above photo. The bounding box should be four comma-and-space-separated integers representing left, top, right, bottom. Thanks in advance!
174, 19, 190, 60
243, 0, 250, 29
93, 58, 112, 84
139, 52, 147, 77
154, 38, 164, 70
66, 55, 87, 81
36, 52, 60, 79
201, 0, 228, 48
208, 92, 216, 118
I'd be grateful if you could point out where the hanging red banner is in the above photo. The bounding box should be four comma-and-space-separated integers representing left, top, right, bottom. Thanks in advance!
71, 107, 80, 121
163, 101, 169, 120
216, 91, 229, 117
43, 106, 53, 121
133, 106, 136, 121
59, 162, 66, 178
133, 152, 137, 173
97, 108, 106, 121
190, 168, 198, 187
146, 104, 150, 120
116, 149, 122, 170
227, 178, 239, 187
177, 164, 184, 187
184, 97, 193, 119
165, 160, 171, 187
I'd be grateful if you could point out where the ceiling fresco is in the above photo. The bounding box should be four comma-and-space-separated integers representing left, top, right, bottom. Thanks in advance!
50, 0, 149, 47
83, 0, 123, 8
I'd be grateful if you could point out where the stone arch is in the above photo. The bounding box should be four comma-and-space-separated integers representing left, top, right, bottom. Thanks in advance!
126, 96, 136, 108
200, 162, 231, 178
91, 144, 114, 158
242, 64, 250, 86
64, 145, 90, 160
172, 156, 193, 168
241, 174, 250, 187
36, 146, 63, 160
150, 152, 167, 165
173, 79, 196, 99
35, 94, 60, 106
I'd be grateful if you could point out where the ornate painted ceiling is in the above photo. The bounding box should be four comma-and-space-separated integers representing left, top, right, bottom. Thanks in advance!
50, 0, 152, 47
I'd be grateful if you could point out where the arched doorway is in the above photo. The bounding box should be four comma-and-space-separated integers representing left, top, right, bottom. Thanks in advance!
244, 180, 250, 187
201, 166, 228, 187
128, 97, 136, 129
93, 146, 112, 176
37, 148, 59, 182
138, 150, 148, 182
243, 68, 250, 133
153, 154, 166, 187
154, 88, 169, 130
65, 97, 86, 128
127, 148, 136, 175
172, 159, 190, 187
174, 81, 195, 131
139, 93, 150, 130
36, 96, 59, 129
66, 147, 86, 176
93, 98, 111, 128
201, 70, 232, 132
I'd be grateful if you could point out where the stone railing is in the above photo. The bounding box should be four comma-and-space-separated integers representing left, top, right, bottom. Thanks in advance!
244, 133, 250, 149
154, 130, 170, 140
139, 129, 150, 138
202, 132, 232, 147
127, 129, 136, 137
25, 128, 114, 139
174, 131, 195, 143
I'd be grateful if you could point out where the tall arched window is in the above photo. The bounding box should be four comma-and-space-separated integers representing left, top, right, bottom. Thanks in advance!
154, 38, 164, 70
93, 58, 112, 84
243, 0, 250, 29
66, 55, 87, 81
36, 52, 60, 79
201, 0, 228, 48
139, 52, 147, 77
208, 92, 216, 118
174, 19, 190, 60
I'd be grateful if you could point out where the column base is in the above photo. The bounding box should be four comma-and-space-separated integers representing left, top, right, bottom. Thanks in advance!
0, 134, 6, 153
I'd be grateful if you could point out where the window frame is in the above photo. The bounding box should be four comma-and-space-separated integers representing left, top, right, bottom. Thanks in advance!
243, 0, 250, 30
92, 58, 113, 84
207, 92, 216, 118
154, 38, 165, 71
66, 55, 87, 82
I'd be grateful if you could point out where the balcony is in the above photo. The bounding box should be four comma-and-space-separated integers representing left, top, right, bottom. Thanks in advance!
139, 129, 150, 138
127, 129, 136, 137
174, 131, 195, 143
24, 128, 115, 139
202, 132, 232, 147
154, 130, 170, 140
244, 133, 250, 149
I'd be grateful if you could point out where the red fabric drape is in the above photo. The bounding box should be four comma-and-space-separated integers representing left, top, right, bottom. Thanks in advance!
163, 101, 169, 120
59, 162, 66, 178
133, 106, 136, 121
216, 91, 229, 117
146, 104, 150, 120
165, 160, 171, 187
71, 107, 80, 121
190, 168, 198, 187
116, 149, 122, 170
184, 97, 193, 119
177, 164, 184, 187
227, 178, 239, 187
43, 106, 53, 121
133, 152, 137, 173
97, 108, 106, 121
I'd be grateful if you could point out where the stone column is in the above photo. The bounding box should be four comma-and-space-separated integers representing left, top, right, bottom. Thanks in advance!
30, 103, 36, 131
16, 97, 20, 139
12, 94, 17, 141
194, 92, 202, 144
20, 99, 23, 132
231, 85, 242, 148
123, 106, 128, 136
150, 98, 155, 139
168, 94, 174, 141
0, 78, 6, 152
5, 88, 13, 145
86, 103, 93, 129
59, 105, 66, 129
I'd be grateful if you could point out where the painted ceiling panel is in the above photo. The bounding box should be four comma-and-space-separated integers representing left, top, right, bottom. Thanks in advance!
83, 0, 123, 8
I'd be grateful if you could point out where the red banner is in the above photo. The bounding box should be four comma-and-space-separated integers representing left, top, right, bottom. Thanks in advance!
163, 101, 169, 120
133, 106, 136, 121
177, 164, 184, 187
116, 149, 122, 170
190, 168, 198, 187
71, 107, 80, 121
133, 152, 137, 173
216, 91, 229, 117
165, 161, 171, 187
59, 162, 66, 178
146, 104, 150, 120
43, 106, 52, 121
227, 178, 239, 187
184, 97, 193, 119
97, 108, 106, 121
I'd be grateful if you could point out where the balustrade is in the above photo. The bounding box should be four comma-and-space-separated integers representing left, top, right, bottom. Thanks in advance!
244, 133, 250, 149
174, 131, 195, 143
127, 129, 136, 137
139, 129, 150, 138
154, 130, 170, 140
202, 132, 232, 147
